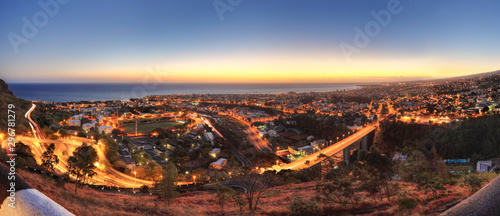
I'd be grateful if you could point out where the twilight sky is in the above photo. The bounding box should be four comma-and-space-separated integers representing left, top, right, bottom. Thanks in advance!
1, 0, 499, 83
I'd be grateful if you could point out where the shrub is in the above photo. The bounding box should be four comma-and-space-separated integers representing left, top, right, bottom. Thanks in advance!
459, 173, 485, 193
289, 197, 321, 216
439, 177, 458, 186
112, 160, 127, 172
398, 198, 418, 211
140, 185, 149, 193
478, 172, 498, 183
56, 175, 66, 188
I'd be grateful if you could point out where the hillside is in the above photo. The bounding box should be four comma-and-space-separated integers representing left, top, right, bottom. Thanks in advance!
0, 79, 32, 134
16, 168, 471, 216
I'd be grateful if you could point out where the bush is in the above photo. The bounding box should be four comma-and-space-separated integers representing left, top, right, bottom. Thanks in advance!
478, 172, 498, 183
140, 185, 149, 193
112, 160, 127, 172
56, 175, 66, 188
459, 173, 485, 193
398, 198, 418, 211
289, 197, 321, 216
439, 177, 458, 186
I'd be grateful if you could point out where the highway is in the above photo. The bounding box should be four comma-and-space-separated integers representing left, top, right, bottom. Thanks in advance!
219, 113, 272, 151
275, 123, 378, 171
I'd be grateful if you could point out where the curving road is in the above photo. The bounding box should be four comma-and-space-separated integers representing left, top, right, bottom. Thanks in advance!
25, 104, 44, 140
21, 103, 154, 188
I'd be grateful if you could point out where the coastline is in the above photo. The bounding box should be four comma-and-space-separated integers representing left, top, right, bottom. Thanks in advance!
8, 83, 362, 103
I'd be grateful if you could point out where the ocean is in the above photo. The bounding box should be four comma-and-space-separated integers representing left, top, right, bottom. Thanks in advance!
8, 83, 360, 103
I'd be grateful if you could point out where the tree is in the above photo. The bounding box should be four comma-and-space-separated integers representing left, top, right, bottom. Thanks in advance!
355, 165, 381, 200
155, 163, 179, 204
112, 160, 127, 172
238, 173, 270, 213
192, 168, 209, 183
59, 129, 69, 138
395, 148, 430, 184
232, 191, 248, 214
210, 184, 234, 215
66, 143, 98, 194
41, 143, 59, 172
14, 142, 37, 168
148, 164, 164, 182
482, 106, 490, 114
77, 130, 87, 138
102, 136, 119, 163
111, 128, 122, 136
357, 146, 394, 200
316, 160, 358, 205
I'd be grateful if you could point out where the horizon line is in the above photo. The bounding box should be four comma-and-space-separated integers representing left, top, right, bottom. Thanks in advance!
4, 69, 499, 85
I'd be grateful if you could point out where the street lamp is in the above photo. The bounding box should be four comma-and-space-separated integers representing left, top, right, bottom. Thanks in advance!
134, 171, 137, 186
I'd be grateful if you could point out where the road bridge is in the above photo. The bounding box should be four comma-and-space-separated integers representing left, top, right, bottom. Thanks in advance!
275, 123, 378, 171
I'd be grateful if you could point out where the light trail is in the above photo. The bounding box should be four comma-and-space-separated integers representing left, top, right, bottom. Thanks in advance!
275, 123, 378, 171
22, 103, 154, 188
200, 115, 224, 139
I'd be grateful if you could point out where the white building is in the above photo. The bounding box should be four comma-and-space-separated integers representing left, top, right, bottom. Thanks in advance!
209, 148, 221, 158
210, 158, 227, 170
71, 114, 84, 120
477, 161, 493, 173
82, 121, 97, 131
67, 120, 81, 127
203, 132, 214, 141
97, 126, 113, 134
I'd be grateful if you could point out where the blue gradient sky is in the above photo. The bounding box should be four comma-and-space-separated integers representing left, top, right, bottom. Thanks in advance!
1, 0, 499, 83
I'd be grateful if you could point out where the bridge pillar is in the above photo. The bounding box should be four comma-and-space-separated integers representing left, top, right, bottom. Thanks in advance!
343, 146, 350, 164
361, 136, 368, 150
